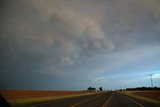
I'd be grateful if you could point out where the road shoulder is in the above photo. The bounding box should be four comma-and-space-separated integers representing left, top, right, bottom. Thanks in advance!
119, 91, 160, 107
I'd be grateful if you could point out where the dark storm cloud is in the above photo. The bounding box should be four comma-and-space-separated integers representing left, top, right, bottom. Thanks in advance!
0, 0, 160, 90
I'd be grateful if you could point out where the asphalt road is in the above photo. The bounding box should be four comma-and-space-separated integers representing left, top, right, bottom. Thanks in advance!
29, 91, 158, 107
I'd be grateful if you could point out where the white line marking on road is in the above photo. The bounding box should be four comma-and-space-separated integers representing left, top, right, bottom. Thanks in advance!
122, 94, 144, 107
29, 98, 71, 107
70, 93, 104, 107
102, 93, 113, 107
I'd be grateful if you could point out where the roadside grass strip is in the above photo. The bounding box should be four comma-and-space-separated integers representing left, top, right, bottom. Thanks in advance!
102, 93, 113, 107
120, 91, 160, 107
122, 94, 144, 107
70, 93, 104, 107
8, 93, 96, 107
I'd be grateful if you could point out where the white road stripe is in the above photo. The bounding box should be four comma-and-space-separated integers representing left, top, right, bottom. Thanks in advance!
122, 94, 144, 107
102, 93, 113, 107
70, 93, 105, 107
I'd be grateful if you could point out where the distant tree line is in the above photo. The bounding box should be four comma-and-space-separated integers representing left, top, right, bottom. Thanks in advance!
87, 87, 96, 91
125, 86, 160, 91
87, 87, 103, 91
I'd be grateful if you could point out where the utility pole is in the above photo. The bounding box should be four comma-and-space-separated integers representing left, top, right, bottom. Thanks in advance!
149, 74, 153, 88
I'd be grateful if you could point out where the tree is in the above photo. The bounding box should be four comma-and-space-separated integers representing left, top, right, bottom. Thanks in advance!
99, 87, 103, 91
87, 87, 96, 91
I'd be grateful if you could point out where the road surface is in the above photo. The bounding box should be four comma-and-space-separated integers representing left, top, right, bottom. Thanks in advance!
29, 91, 158, 107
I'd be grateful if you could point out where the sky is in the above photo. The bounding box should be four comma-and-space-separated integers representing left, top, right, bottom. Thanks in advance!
0, 0, 160, 90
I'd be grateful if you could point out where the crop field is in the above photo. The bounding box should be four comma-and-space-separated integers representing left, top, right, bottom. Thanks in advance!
0, 90, 95, 106
122, 90, 160, 106
0, 90, 90, 100
124, 90, 160, 101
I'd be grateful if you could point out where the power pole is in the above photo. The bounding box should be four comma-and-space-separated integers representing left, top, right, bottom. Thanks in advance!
149, 74, 153, 88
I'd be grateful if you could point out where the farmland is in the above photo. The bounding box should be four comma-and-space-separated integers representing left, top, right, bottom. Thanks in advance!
121, 90, 160, 106
124, 91, 160, 101
0, 90, 90, 100
0, 90, 94, 106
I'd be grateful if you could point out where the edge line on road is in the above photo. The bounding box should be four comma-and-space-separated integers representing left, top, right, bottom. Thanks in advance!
122, 94, 144, 107
102, 93, 113, 107
69, 93, 104, 107
29, 98, 72, 107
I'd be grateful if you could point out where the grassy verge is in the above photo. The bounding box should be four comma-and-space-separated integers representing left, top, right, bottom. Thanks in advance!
120, 91, 160, 107
8, 93, 96, 107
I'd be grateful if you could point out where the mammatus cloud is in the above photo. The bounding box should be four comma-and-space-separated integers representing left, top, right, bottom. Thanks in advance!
0, 0, 160, 90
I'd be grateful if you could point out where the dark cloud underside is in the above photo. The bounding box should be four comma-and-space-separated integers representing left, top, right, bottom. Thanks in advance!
0, 0, 160, 90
